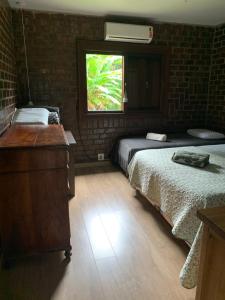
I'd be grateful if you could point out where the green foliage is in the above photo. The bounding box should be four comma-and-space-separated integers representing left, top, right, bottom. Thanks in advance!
86, 54, 123, 111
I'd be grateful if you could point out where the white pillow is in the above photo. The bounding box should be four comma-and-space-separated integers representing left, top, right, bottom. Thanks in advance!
187, 129, 225, 140
146, 132, 167, 142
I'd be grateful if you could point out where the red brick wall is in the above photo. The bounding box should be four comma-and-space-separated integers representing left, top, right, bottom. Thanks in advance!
12, 10, 214, 162
0, 0, 16, 135
207, 23, 225, 131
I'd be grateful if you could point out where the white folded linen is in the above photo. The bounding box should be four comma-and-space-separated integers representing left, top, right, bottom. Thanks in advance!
146, 132, 167, 142
12, 108, 49, 125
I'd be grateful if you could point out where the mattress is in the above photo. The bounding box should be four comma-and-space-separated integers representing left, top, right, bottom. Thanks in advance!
128, 144, 225, 288
112, 133, 225, 173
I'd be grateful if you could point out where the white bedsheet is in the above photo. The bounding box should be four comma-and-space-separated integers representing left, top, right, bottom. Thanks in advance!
128, 144, 225, 288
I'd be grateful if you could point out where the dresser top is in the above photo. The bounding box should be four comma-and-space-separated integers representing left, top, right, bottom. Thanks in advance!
0, 125, 69, 149
198, 206, 225, 241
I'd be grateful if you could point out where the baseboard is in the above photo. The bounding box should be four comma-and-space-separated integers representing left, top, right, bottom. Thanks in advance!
74, 160, 112, 169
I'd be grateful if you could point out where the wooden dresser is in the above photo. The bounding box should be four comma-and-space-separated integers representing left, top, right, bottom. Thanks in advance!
196, 206, 225, 300
0, 125, 74, 266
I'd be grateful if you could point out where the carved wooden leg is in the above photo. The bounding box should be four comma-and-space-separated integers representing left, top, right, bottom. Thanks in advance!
64, 245, 72, 260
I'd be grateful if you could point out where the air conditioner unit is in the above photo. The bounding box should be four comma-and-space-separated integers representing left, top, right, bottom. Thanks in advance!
104, 22, 153, 44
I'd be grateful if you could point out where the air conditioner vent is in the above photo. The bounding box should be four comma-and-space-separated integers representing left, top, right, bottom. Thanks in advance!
105, 22, 153, 44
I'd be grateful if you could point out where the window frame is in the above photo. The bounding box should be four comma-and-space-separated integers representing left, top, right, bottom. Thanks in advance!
77, 40, 170, 118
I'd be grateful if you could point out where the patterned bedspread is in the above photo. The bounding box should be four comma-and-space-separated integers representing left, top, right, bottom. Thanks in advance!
128, 144, 225, 288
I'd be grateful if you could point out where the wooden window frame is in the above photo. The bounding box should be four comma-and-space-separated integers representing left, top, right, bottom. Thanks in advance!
77, 40, 170, 118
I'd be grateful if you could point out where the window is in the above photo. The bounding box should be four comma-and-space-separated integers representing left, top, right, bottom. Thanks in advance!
78, 40, 169, 116
86, 54, 124, 112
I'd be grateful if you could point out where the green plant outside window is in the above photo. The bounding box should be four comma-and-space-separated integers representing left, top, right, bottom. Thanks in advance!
86, 54, 123, 112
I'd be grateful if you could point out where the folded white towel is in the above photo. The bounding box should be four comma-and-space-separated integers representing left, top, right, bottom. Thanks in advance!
146, 132, 167, 142
12, 108, 49, 125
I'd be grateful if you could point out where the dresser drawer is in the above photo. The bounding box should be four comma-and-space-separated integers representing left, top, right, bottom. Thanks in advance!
0, 148, 69, 173
0, 168, 70, 257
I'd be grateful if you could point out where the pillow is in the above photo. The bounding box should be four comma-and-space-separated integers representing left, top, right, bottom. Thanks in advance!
187, 129, 225, 140
146, 132, 167, 142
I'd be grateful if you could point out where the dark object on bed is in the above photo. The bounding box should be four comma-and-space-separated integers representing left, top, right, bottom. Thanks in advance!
111, 133, 225, 173
172, 150, 210, 168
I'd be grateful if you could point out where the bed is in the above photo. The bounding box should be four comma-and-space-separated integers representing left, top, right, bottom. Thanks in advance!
112, 133, 225, 173
128, 144, 225, 289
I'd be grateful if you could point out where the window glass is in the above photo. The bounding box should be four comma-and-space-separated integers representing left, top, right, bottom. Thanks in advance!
86, 54, 124, 112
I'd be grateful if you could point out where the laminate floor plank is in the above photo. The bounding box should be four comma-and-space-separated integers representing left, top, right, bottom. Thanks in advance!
0, 168, 195, 300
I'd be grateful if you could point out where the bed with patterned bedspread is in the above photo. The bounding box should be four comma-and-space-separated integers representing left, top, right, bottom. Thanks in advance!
128, 144, 225, 288
111, 133, 225, 174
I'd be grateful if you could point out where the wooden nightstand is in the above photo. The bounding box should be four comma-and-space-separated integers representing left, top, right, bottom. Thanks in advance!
65, 131, 76, 198
196, 206, 225, 300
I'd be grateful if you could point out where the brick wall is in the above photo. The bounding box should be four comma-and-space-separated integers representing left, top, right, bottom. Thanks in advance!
153, 24, 213, 129
0, 0, 16, 135
12, 10, 213, 162
207, 23, 225, 130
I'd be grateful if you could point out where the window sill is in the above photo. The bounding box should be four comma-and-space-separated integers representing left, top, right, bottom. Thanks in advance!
82, 110, 165, 118
85, 111, 125, 117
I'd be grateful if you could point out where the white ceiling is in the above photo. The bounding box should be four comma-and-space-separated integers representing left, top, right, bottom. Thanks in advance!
9, 0, 225, 26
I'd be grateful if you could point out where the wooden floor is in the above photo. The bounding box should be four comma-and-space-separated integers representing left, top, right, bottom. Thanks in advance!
0, 167, 196, 300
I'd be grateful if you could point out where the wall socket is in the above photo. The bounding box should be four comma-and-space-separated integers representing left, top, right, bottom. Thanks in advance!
98, 153, 104, 161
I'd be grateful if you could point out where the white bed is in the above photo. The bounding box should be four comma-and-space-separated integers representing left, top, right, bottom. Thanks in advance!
128, 144, 225, 288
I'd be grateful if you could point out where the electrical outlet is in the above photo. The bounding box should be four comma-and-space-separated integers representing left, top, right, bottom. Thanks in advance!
98, 153, 104, 161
